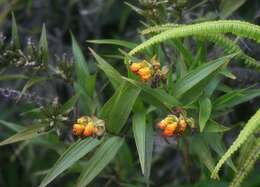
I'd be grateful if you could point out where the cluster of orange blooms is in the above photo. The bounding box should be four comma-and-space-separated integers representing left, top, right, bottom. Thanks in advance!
72, 116, 105, 138
129, 57, 161, 82
157, 114, 192, 137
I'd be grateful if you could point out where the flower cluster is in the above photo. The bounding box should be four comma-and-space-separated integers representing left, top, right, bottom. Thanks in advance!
157, 114, 194, 137
130, 60, 153, 81
72, 116, 105, 138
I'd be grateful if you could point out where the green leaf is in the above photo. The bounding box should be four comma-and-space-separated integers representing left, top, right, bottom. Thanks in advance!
72, 34, 96, 114
168, 39, 193, 66
0, 119, 24, 132
89, 48, 122, 88
204, 119, 231, 133
11, 12, 20, 49
189, 135, 215, 173
87, 39, 137, 49
173, 54, 235, 98
39, 24, 48, 64
39, 138, 103, 187
60, 94, 79, 114
100, 81, 140, 133
0, 124, 48, 146
0, 74, 28, 81
123, 77, 180, 110
199, 97, 212, 132
220, 0, 247, 18
214, 88, 260, 110
18, 77, 48, 101
132, 112, 146, 174
144, 119, 154, 182
76, 136, 124, 187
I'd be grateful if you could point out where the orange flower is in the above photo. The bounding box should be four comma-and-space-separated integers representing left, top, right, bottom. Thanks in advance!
162, 129, 173, 137
72, 124, 85, 135
165, 122, 177, 133
138, 67, 150, 76
130, 63, 142, 72
157, 120, 167, 130
177, 119, 187, 134
83, 122, 95, 136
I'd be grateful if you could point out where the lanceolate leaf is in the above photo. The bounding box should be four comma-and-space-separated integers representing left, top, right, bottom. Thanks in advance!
39, 24, 48, 64
18, 77, 48, 101
11, 12, 20, 49
76, 136, 124, 187
199, 97, 212, 132
174, 54, 235, 98
204, 119, 231, 133
100, 81, 140, 133
89, 48, 122, 88
39, 138, 103, 187
132, 112, 146, 174
220, 0, 247, 19
214, 88, 260, 110
144, 119, 154, 182
189, 135, 215, 173
123, 77, 180, 110
87, 39, 137, 49
0, 74, 28, 81
0, 124, 49, 146
72, 34, 96, 114
0, 119, 24, 132
60, 94, 80, 114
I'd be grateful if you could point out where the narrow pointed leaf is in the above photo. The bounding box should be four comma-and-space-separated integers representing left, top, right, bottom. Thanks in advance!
0, 119, 24, 132
60, 94, 80, 114
11, 13, 20, 49
100, 81, 140, 133
0, 74, 28, 81
132, 112, 146, 173
39, 138, 103, 187
89, 48, 122, 88
87, 39, 137, 49
0, 124, 48, 146
174, 54, 236, 98
39, 24, 48, 64
76, 136, 124, 187
204, 119, 231, 133
199, 97, 212, 132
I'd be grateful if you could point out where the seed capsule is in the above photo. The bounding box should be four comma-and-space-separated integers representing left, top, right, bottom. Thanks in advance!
72, 123, 85, 135
83, 122, 95, 136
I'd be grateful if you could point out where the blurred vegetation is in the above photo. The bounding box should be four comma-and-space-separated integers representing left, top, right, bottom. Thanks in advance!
0, 0, 259, 187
